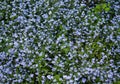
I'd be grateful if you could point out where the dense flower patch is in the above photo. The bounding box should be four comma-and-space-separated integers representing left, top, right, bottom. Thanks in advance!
0, 0, 120, 83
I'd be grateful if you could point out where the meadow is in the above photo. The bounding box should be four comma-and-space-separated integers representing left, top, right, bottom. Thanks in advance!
0, 0, 120, 84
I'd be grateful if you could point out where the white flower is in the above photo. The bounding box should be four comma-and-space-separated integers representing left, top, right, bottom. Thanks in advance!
49, 11, 52, 15
47, 75, 53, 79
81, 4, 86, 7
20, 61, 26, 66
0, 73, 3, 78
30, 74, 34, 78
14, 41, 19, 48
10, 13, 16, 18
63, 75, 71, 80
13, 33, 18, 38
42, 14, 48, 18
108, 72, 113, 78
82, 78, 86, 83
69, 79, 73, 83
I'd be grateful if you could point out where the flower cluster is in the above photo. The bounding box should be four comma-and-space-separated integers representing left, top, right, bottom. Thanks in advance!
0, 0, 120, 83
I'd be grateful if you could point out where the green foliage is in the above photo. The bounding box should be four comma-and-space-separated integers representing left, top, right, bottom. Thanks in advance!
0, 0, 120, 84
114, 81, 120, 84
93, 3, 111, 13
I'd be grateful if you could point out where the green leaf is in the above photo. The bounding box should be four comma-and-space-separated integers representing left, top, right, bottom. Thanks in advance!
105, 7, 110, 12
114, 81, 120, 84
54, 75, 60, 81
94, 4, 102, 13
62, 47, 70, 54
96, 5, 101, 10
102, 3, 107, 9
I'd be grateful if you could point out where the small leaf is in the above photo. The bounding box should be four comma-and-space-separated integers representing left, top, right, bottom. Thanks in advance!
54, 75, 60, 81
102, 3, 107, 9
96, 5, 101, 10
105, 7, 110, 12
